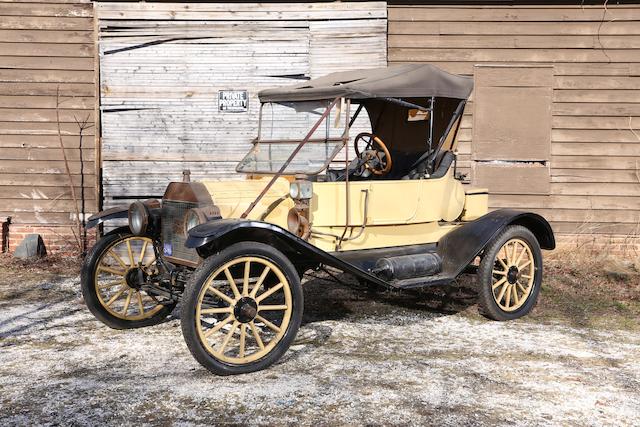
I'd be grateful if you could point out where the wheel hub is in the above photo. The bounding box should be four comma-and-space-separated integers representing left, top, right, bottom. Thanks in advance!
507, 266, 519, 284
234, 297, 258, 323
125, 267, 146, 289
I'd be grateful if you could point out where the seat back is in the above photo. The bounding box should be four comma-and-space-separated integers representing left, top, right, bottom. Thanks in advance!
430, 150, 455, 179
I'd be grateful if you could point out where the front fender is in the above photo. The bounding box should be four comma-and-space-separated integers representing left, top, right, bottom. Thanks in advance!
438, 209, 555, 278
186, 219, 388, 287
86, 206, 128, 229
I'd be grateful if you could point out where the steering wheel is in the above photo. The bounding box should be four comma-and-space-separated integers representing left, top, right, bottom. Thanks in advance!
353, 133, 393, 176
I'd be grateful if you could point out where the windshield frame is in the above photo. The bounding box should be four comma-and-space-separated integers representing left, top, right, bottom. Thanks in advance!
235, 99, 352, 176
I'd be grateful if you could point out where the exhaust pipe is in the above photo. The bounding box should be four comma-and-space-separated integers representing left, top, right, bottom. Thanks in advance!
372, 253, 442, 281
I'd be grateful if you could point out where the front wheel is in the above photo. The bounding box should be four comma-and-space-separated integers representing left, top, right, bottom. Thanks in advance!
181, 242, 303, 375
477, 225, 543, 321
81, 228, 176, 329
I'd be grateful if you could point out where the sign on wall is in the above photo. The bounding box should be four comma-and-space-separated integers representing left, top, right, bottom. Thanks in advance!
97, 1, 387, 206
218, 90, 248, 112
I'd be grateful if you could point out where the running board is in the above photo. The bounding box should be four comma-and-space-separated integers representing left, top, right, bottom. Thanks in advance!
391, 274, 455, 289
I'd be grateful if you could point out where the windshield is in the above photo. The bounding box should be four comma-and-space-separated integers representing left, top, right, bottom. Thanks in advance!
236, 100, 369, 175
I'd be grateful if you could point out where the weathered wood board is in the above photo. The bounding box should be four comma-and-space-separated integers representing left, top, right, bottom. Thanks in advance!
97, 2, 387, 207
389, 4, 640, 235
0, 0, 96, 225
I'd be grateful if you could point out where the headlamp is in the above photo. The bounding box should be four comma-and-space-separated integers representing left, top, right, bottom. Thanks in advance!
184, 206, 221, 236
128, 201, 149, 236
289, 179, 312, 200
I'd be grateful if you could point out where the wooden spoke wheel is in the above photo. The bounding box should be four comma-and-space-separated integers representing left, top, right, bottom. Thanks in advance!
181, 242, 303, 376
477, 225, 543, 321
491, 238, 535, 312
81, 227, 176, 329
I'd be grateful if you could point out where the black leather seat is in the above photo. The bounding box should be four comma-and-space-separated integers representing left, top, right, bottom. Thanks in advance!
402, 150, 455, 180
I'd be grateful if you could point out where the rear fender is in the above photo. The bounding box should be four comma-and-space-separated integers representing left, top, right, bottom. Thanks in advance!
438, 209, 555, 278
186, 219, 388, 286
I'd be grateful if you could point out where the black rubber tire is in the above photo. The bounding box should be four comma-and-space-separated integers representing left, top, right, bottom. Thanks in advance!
181, 241, 303, 376
81, 227, 176, 329
477, 225, 543, 321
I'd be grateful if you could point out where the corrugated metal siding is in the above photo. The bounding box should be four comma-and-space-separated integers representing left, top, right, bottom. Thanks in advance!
0, 1, 97, 225
96, 2, 387, 206
389, 4, 640, 236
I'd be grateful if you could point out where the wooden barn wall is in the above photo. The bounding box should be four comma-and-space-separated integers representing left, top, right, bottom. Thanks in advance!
389, 4, 640, 236
96, 2, 387, 207
0, 1, 97, 225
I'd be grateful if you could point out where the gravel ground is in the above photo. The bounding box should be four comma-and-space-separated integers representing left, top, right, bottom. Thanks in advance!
0, 273, 639, 426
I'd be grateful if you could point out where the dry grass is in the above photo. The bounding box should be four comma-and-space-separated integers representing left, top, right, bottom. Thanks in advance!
0, 253, 81, 279
530, 246, 640, 330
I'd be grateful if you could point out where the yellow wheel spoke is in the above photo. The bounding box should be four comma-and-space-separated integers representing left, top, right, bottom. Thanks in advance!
122, 289, 132, 315
497, 256, 509, 271
514, 246, 526, 268
258, 304, 288, 311
224, 268, 241, 299
204, 315, 233, 338
243, 261, 250, 296
219, 321, 239, 353
255, 314, 281, 333
207, 286, 235, 305
504, 284, 512, 308
249, 321, 265, 350
239, 324, 247, 358
495, 281, 509, 303
255, 283, 284, 303
98, 279, 125, 289
126, 239, 135, 266
510, 242, 519, 265
106, 285, 128, 306
512, 285, 520, 306
136, 291, 145, 314
492, 277, 507, 290
98, 265, 126, 277
108, 250, 128, 269
517, 282, 528, 294
200, 306, 233, 315
518, 260, 533, 270
139, 240, 148, 266
492, 269, 507, 277
521, 274, 532, 279
250, 266, 271, 298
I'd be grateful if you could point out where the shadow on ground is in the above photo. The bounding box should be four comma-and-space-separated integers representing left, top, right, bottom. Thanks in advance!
301, 271, 479, 325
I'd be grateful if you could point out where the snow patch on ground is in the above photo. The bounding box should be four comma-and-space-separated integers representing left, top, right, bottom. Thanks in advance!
0, 276, 639, 425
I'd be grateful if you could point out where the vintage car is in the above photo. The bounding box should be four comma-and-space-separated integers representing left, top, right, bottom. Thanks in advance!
81, 64, 555, 375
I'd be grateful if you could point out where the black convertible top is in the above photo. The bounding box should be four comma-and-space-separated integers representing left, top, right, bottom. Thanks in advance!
258, 63, 474, 102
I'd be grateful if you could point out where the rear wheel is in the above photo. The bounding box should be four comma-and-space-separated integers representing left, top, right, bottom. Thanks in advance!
81, 228, 176, 329
181, 242, 303, 375
477, 225, 543, 321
